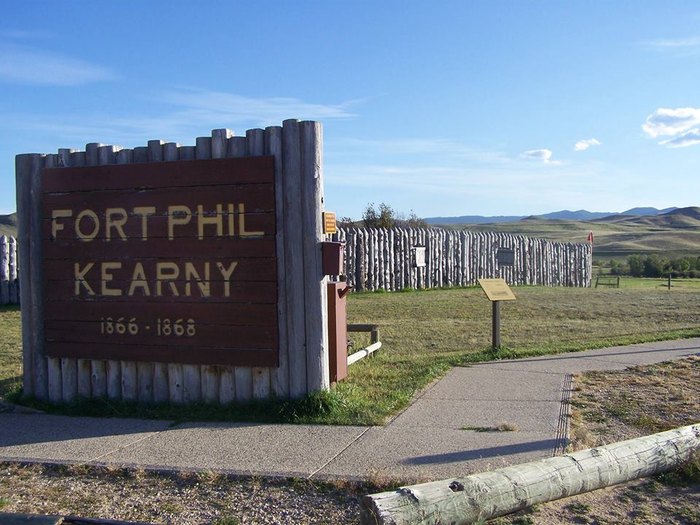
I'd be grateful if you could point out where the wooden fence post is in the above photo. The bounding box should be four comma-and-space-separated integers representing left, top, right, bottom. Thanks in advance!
0, 236, 8, 305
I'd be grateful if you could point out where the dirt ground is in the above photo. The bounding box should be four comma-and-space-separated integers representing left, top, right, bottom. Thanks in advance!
491, 355, 700, 525
0, 356, 698, 524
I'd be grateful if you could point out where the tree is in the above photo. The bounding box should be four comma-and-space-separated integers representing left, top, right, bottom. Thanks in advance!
362, 202, 397, 228
628, 255, 644, 277
337, 216, 356, 227
361, 202, 428, 229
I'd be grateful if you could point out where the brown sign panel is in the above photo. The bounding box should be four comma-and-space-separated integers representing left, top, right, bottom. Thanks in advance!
41, 156, 278, 367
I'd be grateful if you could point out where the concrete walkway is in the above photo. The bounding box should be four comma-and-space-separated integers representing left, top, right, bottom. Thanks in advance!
1, 338, 698, 482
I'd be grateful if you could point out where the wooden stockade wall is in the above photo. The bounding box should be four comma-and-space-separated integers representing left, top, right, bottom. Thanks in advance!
17, 120, 329, 404
1, 236, 19, 305
335, 227, 592, 291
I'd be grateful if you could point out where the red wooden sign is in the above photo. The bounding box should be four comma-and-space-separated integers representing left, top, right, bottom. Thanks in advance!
41, 156, 278, 367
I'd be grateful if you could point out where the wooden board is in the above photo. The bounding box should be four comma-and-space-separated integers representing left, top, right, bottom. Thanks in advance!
40, 156, 278, 367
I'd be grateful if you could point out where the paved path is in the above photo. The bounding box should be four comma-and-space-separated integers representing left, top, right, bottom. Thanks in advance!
1, 339, 698, 482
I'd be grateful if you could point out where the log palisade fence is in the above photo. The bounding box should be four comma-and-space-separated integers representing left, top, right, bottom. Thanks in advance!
335, 227, 592, 291
17, 120, 330, 405
1, 235, 19, 305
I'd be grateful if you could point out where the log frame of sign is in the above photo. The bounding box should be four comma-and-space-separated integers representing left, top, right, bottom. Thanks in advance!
360, 424, 700, 525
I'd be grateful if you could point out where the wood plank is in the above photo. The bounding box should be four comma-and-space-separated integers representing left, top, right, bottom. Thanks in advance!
42, 156, 275, 192
42, 235, 276, 260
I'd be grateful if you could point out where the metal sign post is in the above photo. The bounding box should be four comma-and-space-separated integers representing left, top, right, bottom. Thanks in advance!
478, 278, 516, 350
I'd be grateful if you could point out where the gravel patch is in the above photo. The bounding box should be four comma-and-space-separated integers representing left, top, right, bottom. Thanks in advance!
0, 463, 364, 524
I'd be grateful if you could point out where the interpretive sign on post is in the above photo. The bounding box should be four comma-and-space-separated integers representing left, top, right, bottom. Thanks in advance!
41, 157, 278, 367
322, 211, 337, 235
478, 278, 516, 349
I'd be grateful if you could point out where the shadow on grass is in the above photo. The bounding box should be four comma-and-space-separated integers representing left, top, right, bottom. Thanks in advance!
0, 375, 21, 399
10, 388, 360, 426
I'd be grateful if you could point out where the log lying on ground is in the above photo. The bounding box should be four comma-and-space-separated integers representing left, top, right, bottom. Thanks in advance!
361, 423, 700, 525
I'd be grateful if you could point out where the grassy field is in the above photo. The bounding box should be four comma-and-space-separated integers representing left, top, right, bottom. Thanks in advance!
1, 280, 699, 425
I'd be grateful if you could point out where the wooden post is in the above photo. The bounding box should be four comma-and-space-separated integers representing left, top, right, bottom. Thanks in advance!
492, 301, 501, 350
0, 236, 7, 305
300, 120, 329, 392
362, 424, 700, 525
16, 153, 46, 400
266, 125, 290, 399
283, 119, 307, 398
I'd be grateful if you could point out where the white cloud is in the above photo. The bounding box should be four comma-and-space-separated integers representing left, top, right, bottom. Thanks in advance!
574, 138, 601, 151
521, 148, 559, 164
0, 89, 359, 148
660, 129, 700, 148
159, 87, 357, 127
643, 36, 700, 50
642, 107, 700, 148
329, 137, 511, 165
0, 43, 117, 85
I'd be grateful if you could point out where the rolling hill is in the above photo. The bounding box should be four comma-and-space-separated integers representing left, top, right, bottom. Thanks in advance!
460, 207, 700, 259
0, 213, 17, 238
425, 207, 677, 224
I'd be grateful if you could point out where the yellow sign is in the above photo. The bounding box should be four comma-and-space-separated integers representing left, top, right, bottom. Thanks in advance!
478, 278, 516, 302
323, 211, 337, 234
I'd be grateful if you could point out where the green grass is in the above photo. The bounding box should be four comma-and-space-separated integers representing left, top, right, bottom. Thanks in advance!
0, 305, 22, 400
2, 283, 700, 425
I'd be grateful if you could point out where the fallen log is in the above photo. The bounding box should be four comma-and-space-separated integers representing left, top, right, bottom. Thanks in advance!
361, 423, 700, 525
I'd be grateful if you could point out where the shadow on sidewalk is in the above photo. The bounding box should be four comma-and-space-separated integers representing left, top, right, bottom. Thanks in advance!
403, 438, 558, 465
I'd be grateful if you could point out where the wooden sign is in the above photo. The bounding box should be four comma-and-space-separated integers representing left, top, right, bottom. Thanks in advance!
41, 156, 278, 367
323, 211, 337, 234
478, 278, 516, 302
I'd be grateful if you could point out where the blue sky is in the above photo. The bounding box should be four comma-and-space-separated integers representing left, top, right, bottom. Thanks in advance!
2, 1, 700, 219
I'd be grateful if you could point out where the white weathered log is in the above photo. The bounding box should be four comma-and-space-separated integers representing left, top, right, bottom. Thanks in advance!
246, 127, 271, 400
282, 119, 307, 398
0, 236, 9, 305
300, 120, 329, 393
266, 125, 290, 399
347, 342, 382, 366
361, 424, 700, 525
60, 358, 77, 403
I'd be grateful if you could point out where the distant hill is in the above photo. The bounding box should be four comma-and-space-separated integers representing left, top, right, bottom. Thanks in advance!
0, 213, 17, 238
457, 206, 700, 259
425, 207, 677, 225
